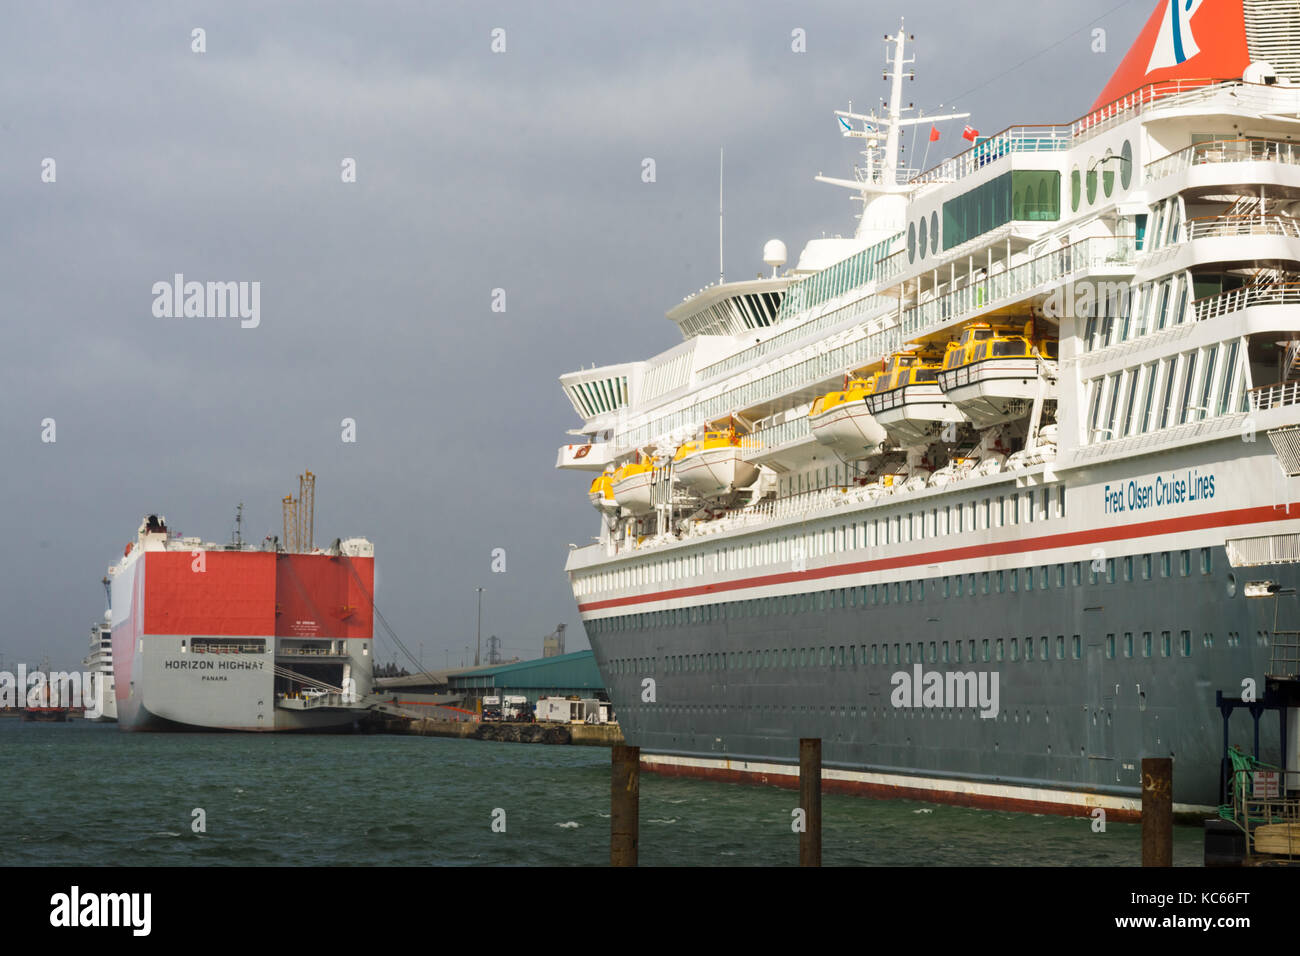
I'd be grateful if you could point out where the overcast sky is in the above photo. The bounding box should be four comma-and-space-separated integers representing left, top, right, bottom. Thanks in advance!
1, 0, 1155, 671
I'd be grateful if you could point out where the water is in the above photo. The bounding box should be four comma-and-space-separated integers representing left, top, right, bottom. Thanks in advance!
0, 720, 1204, 866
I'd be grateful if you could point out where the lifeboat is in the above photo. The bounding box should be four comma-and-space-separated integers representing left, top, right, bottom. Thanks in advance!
672, 427, 759, 499
808, 376, 889, 458
936, 321, 1058, 429
588, 470, 618, 513
610, 456, 660, 516
863, 346, 966, 446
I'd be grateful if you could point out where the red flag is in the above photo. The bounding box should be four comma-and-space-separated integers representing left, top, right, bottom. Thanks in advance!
929, 125, 940, 142
962, 125, 979, 142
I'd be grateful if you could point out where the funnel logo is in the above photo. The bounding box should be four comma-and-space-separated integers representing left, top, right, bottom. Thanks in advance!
1147, 0, 1205, 73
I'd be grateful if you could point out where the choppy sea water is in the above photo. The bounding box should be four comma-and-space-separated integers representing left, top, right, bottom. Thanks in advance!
0, 720, 1203, 866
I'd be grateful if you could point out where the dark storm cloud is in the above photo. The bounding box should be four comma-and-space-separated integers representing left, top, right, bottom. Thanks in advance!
0, 0, 1152, 668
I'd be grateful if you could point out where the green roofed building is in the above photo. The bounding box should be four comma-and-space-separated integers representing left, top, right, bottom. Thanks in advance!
447, 650, 607, 704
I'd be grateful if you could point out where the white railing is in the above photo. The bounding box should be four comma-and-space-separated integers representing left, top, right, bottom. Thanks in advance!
699, 291, 887, 381
1195, 283, 1300, 322
1146, 138, 1300, 183
902, 235, 1137, 337
1186, 214, 1300, 240
1250, 381, 1300, 412
1074, 78, 1234, 139
909, 126, 1072, 186
747, 414, 813, 452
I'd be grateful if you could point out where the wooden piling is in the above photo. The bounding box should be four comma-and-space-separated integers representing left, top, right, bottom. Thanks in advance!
611, 744, 639, 866
1141, 757, 1173, 867
800, 738, 822, 867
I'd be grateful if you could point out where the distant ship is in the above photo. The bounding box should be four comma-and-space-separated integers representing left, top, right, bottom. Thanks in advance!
109, 509, 377, 732
82, 577, 116, 722
558, 0, 1300, 817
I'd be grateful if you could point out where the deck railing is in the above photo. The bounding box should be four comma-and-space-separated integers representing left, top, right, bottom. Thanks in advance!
901, 235, 1137, 337
1146, 138, 1300, 183
1185, 213, 1300, 240
1196, 282, 1300, 323
1249, 380, 1300, 412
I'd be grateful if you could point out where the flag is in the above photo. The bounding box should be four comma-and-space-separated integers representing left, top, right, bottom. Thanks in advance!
929, 126, 940, 142
839, 117, 852, 134
962, 125, 979, 142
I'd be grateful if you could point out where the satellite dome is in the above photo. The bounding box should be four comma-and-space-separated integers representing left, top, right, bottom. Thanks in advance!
762, 239, 787, 270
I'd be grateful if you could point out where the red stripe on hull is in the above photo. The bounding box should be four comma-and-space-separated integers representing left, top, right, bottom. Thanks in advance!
643, 759, 1142, 823
578, 502, 1289, 612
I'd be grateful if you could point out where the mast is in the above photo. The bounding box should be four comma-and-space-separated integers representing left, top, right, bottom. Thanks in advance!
816, 22, 972, 199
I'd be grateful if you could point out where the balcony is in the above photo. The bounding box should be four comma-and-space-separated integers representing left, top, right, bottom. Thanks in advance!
1195, 282, 1300, 323
1249, 380, 1300, 413
901, 235, 1137, 339
1146, 138, 1300, 184
1186, 213, 1300, 241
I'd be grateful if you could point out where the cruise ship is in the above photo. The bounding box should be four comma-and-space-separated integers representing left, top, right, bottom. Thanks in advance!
82, 578, 116, 722
558, 0, 1300, 818
108, 513, 377, 731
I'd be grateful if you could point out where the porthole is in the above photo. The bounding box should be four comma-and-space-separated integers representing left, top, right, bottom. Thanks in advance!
917, 217, 928, 260
1070, 166, 1081, 212
1120, 140, 1133, 189
1226, 572, 1237, 598
1102, 148, 1115, 197
907, 221, 916, 263
930, 211, 939, 255
1086, 158, 1099, 205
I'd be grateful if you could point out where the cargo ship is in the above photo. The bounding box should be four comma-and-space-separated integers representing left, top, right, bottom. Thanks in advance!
558, 0, 1300, 817
108, 512, 376, 731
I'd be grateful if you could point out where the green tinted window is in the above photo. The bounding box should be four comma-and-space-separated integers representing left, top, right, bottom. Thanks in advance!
943, 170, 1058, 250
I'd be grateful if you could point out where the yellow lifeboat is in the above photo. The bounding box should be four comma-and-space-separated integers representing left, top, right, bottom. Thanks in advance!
672, 426, 759, 499
610, 456, 660, 516
588, 470, 618, 513
808, 375, 889, 458
863, 346, 966, 446
936, 321, 1058, 429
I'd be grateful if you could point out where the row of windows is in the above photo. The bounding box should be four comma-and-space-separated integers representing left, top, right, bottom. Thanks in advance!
577, 486, 1067, 596
1086, 339, 1246, 443
607, 625, 1254, 678
588, 548, 1214, 629
1081, 273, 1190, 353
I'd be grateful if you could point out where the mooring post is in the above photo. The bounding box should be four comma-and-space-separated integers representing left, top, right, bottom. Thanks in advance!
800, 737, 822, 867
1141, 756, 1173, 867
611, 744, 639, 866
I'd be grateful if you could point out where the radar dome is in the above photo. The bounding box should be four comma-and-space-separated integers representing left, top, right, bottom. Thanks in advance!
762, 239, 787, 272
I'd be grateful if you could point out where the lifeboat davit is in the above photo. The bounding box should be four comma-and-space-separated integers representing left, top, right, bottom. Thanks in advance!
863, 347, 966, 446
936, 321, 1058, 429
611, 457, 659, 516
809, 377, 889, 458
672, 427, 759, 499
588, 470, 618, 514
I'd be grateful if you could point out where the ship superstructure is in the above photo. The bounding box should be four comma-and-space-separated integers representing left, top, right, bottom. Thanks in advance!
82, 576, 116, 722
108, 508, 376, 732
558, 1, 1300, 816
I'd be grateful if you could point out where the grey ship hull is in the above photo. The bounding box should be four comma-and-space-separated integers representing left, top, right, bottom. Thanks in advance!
587, 549, 1290, 815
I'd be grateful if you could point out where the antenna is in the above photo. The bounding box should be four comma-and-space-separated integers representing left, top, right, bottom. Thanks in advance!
232, 502, 244, 548
719, 146, 725, 286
